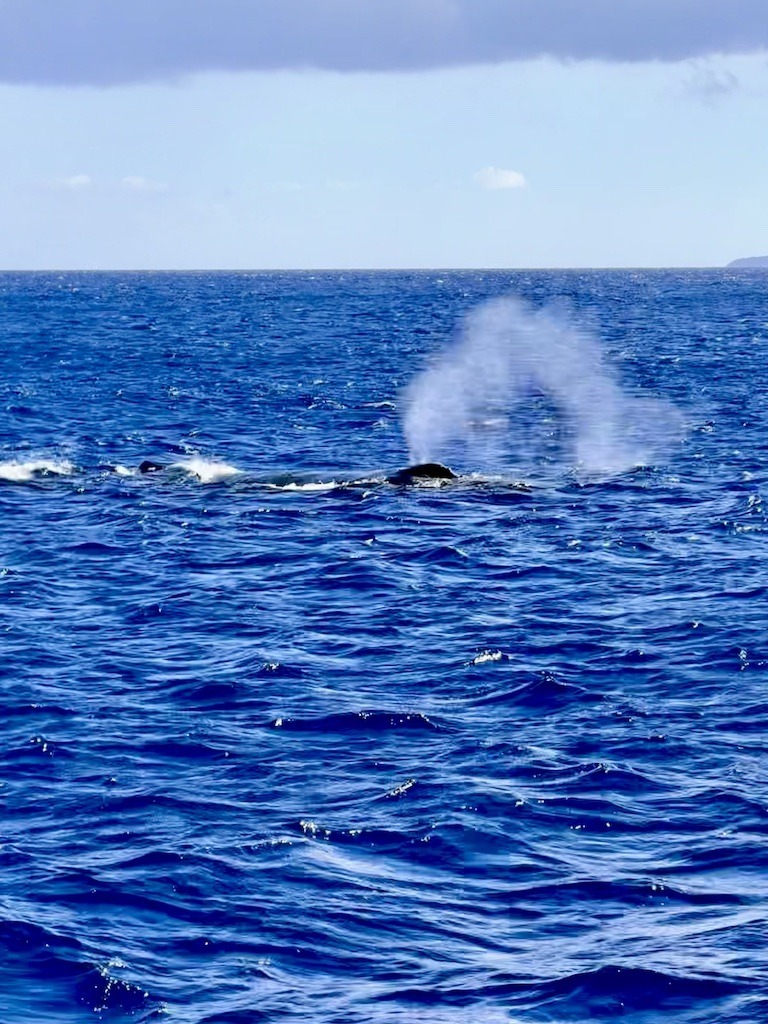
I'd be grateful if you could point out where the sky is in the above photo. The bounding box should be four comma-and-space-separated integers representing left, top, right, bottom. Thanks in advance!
0, 1, 766, 269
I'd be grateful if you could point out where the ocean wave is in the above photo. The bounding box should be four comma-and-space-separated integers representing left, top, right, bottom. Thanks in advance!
271, 709, 443, 734
0, 459, 76, 482
484, 965, 744, 1020
0, 918, 158, 1020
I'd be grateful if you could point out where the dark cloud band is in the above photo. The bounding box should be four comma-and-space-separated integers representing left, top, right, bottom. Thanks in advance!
1, 0, 765, 86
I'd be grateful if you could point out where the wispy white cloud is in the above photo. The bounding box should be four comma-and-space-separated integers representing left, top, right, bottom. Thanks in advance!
120, 176, 168, 193
474, 167, 527, 190
43, 174, 170, 194
0, 1, 766, 87
53, 174, 93, 189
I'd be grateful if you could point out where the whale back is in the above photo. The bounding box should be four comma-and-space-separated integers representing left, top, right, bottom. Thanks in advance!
386, 462, 457, 486
138, 460, 165, 474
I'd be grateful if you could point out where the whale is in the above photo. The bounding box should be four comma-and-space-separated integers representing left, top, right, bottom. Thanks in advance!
131, 457, 528, 491
135, 458, 457, 484
385, 462, 458, 486
385, 463, 530, 491
138, 460, 165, 474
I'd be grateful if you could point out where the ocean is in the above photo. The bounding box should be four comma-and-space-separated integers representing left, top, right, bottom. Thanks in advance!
1, 269, 767, 1023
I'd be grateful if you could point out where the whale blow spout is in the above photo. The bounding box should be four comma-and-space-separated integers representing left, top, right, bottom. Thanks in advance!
386, 462, 458, 486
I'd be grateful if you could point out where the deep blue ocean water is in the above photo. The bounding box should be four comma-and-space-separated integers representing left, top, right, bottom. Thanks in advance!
1, 269, 767, 1024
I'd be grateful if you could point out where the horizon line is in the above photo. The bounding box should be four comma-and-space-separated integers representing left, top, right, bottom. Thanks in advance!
0, 264, 749, 274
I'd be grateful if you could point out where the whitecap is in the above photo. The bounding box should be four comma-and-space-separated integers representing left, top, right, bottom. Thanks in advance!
0, 459, 76, 482
266, 480, 341, 492
171, 457, 243, 484
468, 649, 506, 666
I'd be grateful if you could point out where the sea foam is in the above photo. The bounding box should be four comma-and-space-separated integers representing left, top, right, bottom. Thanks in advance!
0, 459, 76, 483
171, 457, 243, 484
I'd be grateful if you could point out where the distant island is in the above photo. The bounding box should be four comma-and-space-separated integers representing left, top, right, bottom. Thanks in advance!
727, 255, 768, 268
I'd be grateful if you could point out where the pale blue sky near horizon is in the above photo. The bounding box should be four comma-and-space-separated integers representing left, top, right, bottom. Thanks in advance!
0, 3, 766, 270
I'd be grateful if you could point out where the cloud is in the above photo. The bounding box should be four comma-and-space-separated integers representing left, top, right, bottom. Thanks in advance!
680, 63, 741, 103
121, 176, 168, 193
474, 167, 526, 190
44, 174, 170, 193
52, 174, 93, 188
0, 1, 766, 86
